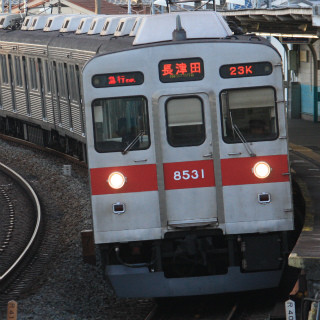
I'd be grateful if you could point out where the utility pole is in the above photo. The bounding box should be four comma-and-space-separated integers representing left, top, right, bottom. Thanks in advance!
95, 0, 101, 14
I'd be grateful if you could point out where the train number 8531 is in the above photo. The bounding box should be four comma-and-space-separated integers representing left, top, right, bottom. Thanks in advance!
173, 169, 205, 181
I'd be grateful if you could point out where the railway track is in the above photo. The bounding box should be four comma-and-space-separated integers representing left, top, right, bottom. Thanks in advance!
0, 133, 87, 168
143, 288, 292, 320
0, 162, 42, 297
143, 296, 243, 320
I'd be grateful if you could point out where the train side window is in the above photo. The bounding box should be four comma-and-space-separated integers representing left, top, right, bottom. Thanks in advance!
68, 65, 77, 102
92, 96, 150, 153
57, 63, 67, 98
22, 56, 31, 115
0, 54, 8, 84
220, 87, 278, 143
165, 96, 205, 147
29, 58, 38, 90
44, 61, 51, 93
14, 56, 23, 87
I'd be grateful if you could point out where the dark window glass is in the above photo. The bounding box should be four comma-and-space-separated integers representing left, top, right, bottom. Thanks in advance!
14, 56, 22, 87
0, 55, 8, 84
92, 96, 150, 153
220, 87, 278, 143
29, 58, 38, 90
44, 60, 51, 93
68, 65, 77, 101
166, 97, 205, 147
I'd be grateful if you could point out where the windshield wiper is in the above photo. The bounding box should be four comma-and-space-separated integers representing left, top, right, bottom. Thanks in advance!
122, 131, 144, 155
230, 112, 256, 157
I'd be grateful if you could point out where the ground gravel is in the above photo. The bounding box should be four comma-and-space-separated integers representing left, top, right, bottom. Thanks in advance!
0, 139, 153, 320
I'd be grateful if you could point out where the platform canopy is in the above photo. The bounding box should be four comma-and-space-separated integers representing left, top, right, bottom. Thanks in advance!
220, 7, 319, 37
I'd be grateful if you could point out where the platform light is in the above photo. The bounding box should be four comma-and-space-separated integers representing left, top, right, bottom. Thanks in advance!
107, 172, 126, 189
253, 161, 271, 179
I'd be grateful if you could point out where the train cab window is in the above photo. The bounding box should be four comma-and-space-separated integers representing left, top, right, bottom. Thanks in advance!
92, 96, 150, 153
220, 87, 278, 143
165, 97, 205, 147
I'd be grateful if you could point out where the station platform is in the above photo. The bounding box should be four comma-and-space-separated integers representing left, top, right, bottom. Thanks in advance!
287, 119, 320, 286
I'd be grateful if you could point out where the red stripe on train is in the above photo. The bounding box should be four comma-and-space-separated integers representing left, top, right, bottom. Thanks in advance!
221, 155, 289, 186
163, 160, 215, 190
90, 164, 158, 195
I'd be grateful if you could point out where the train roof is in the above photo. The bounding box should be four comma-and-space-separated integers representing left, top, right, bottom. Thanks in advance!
0, 12, 278, 58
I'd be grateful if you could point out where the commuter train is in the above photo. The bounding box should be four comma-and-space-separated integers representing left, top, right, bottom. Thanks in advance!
0, 11, 296, 297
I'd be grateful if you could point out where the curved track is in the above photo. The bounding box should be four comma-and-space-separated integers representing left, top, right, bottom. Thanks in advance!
0, 162, 41, 286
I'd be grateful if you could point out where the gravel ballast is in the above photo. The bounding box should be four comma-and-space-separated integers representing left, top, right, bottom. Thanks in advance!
0, 139, 153, 320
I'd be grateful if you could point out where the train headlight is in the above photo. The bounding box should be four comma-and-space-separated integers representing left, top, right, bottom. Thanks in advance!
252, 161, 271, 179
108, 172, 126, 189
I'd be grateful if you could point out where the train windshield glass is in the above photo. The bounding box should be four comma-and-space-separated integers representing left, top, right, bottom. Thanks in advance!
220, 87, 278, 143
92, 96, 150, 153
166, 96, 205, 147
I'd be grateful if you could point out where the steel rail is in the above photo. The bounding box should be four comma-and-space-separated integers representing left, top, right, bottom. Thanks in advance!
0, 162, 41, 281
144, 304, 158, 320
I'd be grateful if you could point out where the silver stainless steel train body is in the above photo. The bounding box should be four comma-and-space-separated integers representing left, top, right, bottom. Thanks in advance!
0, 16, 102, 159
0, 11, 294, 297
82, 12, 294, 297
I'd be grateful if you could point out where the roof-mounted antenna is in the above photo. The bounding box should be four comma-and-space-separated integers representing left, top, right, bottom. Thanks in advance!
172, 15, 186, 41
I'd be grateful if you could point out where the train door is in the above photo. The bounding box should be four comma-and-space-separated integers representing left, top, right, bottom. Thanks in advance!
157, 93, 218, 227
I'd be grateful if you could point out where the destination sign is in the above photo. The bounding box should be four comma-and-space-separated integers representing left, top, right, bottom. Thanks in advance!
159, 58, 204, 83
92, 72, 144, 88
220, 62, 272, 79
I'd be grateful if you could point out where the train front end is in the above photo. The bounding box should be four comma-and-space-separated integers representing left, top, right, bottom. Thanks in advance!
82, 12, 294, 297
